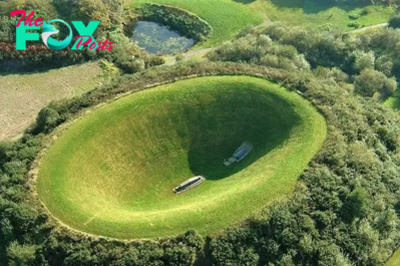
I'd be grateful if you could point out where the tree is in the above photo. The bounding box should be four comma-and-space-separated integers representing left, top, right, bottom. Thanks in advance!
341, 186, 370, 223
34, 107, 61, 134
6, 241, 37, 266
376, 55, 393, 76
77, 0, 111, 30
209, 34, 310, 72
389, 15, 400, 29
0, 0, 58, 19
354, 68, 397, 98
1, 218, 14, 243
317, 242, 352, 266
352, 50, 375, 72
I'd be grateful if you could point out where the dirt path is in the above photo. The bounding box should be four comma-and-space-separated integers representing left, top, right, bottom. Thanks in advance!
165, 20, 272, 66
349, 22, 388, 34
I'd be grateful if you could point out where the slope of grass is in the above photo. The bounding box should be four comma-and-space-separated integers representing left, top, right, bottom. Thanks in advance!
131, 0, 263, 47
0, 62, 104, 141
253, 0, 394, 30
36, 76, 327, 239
386, 247, 400, 266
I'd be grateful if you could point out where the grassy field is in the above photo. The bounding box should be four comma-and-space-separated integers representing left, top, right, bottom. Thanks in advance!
253, 0, 394, 31
131, 0, 393, 48
36, 76, 327, 239
131, 0, 264, 47
0, 62, 104, 141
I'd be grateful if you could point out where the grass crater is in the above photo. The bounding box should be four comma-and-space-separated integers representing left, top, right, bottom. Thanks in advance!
36, 76, 326, 239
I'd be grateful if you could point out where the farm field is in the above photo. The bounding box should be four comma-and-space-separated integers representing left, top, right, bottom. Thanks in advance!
0, 62, 104, 141
36, 76, 327, 239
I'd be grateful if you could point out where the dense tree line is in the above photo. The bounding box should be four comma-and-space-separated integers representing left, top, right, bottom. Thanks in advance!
208, 34, 310, 72
210, 23, 400, 100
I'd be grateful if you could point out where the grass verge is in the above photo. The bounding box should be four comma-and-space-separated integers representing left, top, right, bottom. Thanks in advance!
386, 247, 400, 266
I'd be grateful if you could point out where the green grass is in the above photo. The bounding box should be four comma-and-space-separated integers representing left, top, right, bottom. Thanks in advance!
386, 247, 400, 266
383, 96, 400, 110
131, 0, 263, 47
130, 0, 393, 50
253, 0, 394, 30
383, 88, 400, 111
36, 76, 326, 239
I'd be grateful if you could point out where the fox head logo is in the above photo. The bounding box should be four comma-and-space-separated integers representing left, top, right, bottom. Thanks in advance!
41, 21, 59, 48
40, 19, 72, 50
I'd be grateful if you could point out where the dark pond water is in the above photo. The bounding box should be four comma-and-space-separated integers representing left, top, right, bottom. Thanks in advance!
131, 21, 195, 54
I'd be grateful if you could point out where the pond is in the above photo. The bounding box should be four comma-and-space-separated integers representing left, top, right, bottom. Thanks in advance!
131, 21, 195, 54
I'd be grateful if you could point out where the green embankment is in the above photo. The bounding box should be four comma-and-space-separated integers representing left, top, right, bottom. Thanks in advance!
37, 76, 326, 239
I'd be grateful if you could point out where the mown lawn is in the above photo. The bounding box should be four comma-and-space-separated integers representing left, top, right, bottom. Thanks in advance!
131, 0, 263, 47
36, 76, 327, 239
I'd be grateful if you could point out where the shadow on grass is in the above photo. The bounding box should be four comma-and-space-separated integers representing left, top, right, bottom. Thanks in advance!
0, 60, 89, 76
233, 0, 257, 4
181, 86, 301, 181
269, 0, 371, 14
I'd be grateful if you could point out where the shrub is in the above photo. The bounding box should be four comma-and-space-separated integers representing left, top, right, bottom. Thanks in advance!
351, 50, 375, 72
354, 68, 397, 98
348, 21, 361, 28
33, 107, 61, 134
349, 13, 360, 20
208, 34, 310, 72
176, 54, 185, 62
145, 55, 166, 68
